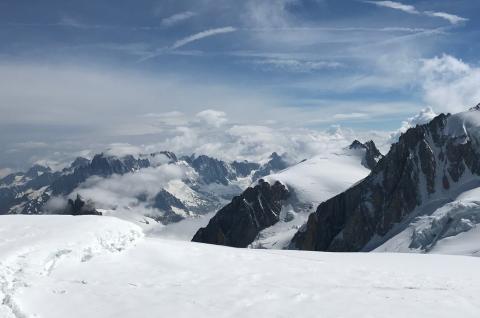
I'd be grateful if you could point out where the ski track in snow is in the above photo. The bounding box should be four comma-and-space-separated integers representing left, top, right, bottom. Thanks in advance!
0, 215, 479, 318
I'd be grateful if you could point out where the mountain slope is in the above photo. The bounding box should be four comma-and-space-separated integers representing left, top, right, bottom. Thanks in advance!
192, 146, 373, 248
192, 180, 289, 247
292, 107, 480, 252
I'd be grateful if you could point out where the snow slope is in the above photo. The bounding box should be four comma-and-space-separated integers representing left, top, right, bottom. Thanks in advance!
375, 186, 480, 256
264, 151, 370, 206
252, 151, 370, 249
0, 216, 143, 318
2, 215, 480, 318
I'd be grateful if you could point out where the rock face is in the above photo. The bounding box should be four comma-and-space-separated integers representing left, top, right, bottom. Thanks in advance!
291, 109, 480, 252
186, 155, 237, 185
192, 180, 290, 247
66, 194, 102, 216
349, 140, 383, 170
153, 189, 189, 223
252, 152, 290, 181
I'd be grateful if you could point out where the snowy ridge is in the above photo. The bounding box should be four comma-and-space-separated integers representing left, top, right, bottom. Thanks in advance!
0, 216, 143, 318
251, 151, 370, 249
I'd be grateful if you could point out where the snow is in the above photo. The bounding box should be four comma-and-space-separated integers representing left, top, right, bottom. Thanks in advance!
375, 185, 480, 256
1, 215, 479, 318
251, 151, 369, 249
0, 215, 143, 318
264, 151, 370, 206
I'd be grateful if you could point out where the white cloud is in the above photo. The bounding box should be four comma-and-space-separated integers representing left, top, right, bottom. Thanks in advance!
196, 109, 228, 127
425, 11, 468, 25
161, 11, 197, 27
333, 113, 368, 120
104, 143, 144, 157
252, 58, 342, 73
171, 27, 237, 49
389, 107, 437, 142
365, 1, 419, 14
420, 54, 480, 113
364, 1, 468, 25
71, 164, 188, 218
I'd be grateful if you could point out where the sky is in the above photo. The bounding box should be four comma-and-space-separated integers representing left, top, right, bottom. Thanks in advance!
1, 0, 480, 173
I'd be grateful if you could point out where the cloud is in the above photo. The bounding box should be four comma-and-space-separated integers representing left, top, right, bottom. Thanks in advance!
333, 113, 368, 120
425, 11, 468, 25
389, 107, 437, 142
161, 11, 197, 27
251, 58, 342, 73
70, 163, 188, 218
365, 1, 419, 14
419, 54, 480, 113
364, 1, 468, 25
104, 143, 144, 157
196, 109, 228, 127
171, 27, 237, 49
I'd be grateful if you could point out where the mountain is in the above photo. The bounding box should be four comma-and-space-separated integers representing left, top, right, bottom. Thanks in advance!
0, 151, 290, 225
192, 144, 374, 248
291, 106, 480, 253
192, 179, 289, 247
348, 139, 384, 169
252, 152, 289, 181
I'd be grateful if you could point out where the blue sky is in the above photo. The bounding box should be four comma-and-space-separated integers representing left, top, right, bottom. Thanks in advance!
1, 0, 479, 171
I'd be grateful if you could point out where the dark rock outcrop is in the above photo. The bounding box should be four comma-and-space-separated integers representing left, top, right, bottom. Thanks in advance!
291, 109, 480, 252
192, 180, 289, 247
349, 140, 383, 170
66, 194, 102, 216
231, 161, 261, 177
186, 155, 236, 185
152, 189, 189, 224
252, 152, 289, 181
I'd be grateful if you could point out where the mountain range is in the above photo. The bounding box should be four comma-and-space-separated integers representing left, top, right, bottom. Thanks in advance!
3, 106, 480, 257
0, 151, 290, 224
193, 106, 480, 256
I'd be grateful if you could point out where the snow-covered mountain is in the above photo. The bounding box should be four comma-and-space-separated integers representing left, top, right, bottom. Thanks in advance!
193, 106, 480, 256
0, 151, 290, 224
292, 105, 480, 254
193, 142, 375, 248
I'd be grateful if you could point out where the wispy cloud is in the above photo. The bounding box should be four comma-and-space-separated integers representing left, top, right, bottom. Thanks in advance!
424, 11, 468, 25
364, 1, 468, 25
251, 58, 343, 73
161, 11, 197, 27
171, 26, 237, 49
365, 1, 419, 14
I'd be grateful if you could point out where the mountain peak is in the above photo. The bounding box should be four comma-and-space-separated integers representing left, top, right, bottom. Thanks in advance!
348, 140, 364, 150
469, 103, 480, 112
348, 140, 383, 170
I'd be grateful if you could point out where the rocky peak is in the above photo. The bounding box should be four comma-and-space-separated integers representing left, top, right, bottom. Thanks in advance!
252, 152, 290, 181
469, 103, 480, 111
291, 109, 480, 252
66, 194, 101, 216
348, 140, 383, 170
189, 155, 236, 185
192, 179, 289, 247
70, 157, 89, 169
25, 165, 51, 179
230, 160, 260, 177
